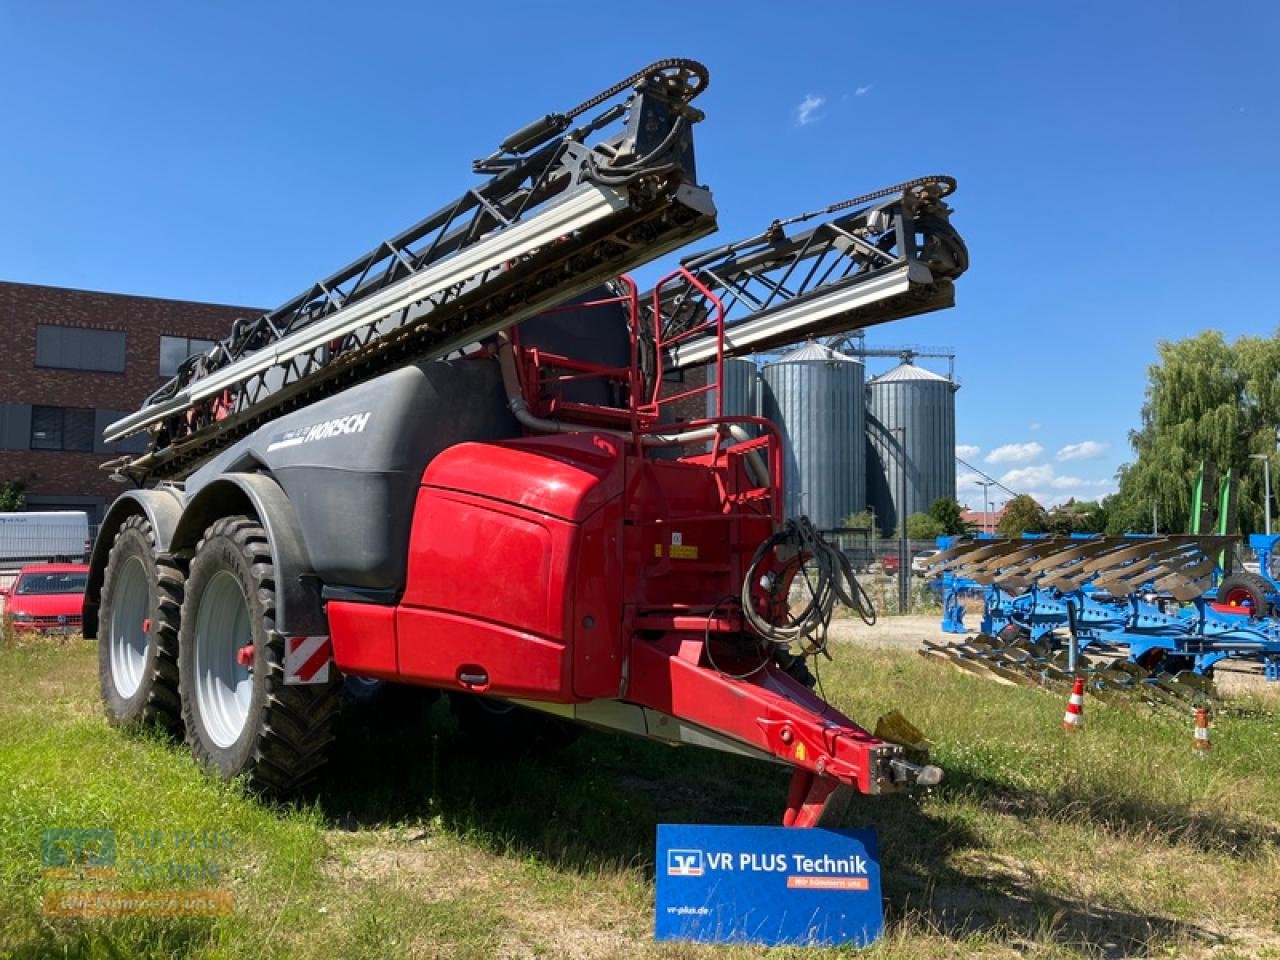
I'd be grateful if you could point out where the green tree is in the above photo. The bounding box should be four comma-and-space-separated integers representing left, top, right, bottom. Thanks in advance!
1046, 509, 1075, 536
1103, 476, 1154, 534
1048, 499, 1108, 535
901, 512, 945, 540
0, 481, 25, 512
1072, 499, 1108, 533
927, 497, 968, 535
1106, 330, 1280, 535
841, 509, 876, 531
997, 495, 1047, 536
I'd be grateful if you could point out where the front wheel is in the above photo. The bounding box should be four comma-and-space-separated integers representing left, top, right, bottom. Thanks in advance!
178, 516, 339, 794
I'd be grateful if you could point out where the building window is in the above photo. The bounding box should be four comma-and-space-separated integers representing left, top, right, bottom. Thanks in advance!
30, 406, 95, 452
35, 325, 127, 373
160, 335, 218, 377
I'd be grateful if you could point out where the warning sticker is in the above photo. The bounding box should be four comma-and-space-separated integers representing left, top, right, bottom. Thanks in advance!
284, 636, 331, 685
670, 545, 699, 560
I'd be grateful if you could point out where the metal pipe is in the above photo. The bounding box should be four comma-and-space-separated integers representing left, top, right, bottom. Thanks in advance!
496, 333, 770, 484
1250, 453, 1272, 535
1065, 597, 1079, 674
978, 479, 994, 535
895, 425, 908, 614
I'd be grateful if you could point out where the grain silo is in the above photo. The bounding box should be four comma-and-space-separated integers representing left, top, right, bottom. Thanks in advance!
761, 342, 864, 529
865, 361, 957, 537
706, 356, 759, 423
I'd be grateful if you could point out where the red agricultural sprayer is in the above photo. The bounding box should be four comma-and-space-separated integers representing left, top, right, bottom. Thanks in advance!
85, 60, 966, 825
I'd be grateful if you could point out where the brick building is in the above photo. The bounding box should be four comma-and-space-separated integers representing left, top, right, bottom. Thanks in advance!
0, 281, 258, 522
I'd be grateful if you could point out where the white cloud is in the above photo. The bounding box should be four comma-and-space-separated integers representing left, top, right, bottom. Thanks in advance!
795, 94, 825, 125
985, 442, 1044, 465
855, 85, 873, 97
956, 444, 980, 460
1029, 422, 1042, 432
1000, 464, 1054, 488
1057, 440, 1109, 462
1051, 475, 1113, 490
957, 458, 1117, 510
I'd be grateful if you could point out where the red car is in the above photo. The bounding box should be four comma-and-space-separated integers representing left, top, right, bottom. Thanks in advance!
1, 563, 89, 633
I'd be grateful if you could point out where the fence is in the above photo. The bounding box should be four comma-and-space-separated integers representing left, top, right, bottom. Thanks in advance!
806, 531, 950, 616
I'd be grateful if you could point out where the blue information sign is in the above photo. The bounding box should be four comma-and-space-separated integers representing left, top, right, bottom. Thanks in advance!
655, 824, 883, 947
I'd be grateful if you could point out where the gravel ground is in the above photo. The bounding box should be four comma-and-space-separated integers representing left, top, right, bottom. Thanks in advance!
828, 612, 947, 651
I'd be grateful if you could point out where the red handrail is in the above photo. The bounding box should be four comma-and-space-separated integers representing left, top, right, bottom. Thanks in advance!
643, 266, 726, 425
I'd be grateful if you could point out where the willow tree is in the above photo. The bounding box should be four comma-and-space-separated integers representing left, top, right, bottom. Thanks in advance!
1107, 330, 1280, 535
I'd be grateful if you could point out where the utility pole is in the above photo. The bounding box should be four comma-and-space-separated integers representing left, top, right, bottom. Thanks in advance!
978, 480, 995, 534
1250, 453, 1272, 535
895, 425, 909, 614
1152, 502, 1158, 535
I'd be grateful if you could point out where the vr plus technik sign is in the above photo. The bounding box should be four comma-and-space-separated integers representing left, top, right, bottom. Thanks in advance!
655, 825, 883, 947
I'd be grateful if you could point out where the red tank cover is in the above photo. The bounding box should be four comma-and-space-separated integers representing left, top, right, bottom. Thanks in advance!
394, 433, 627, 701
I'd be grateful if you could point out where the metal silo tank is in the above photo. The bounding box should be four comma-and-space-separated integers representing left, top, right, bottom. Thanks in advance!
761, 342, 865, 529
865, 361, 957, 537
706, 356, 759, 423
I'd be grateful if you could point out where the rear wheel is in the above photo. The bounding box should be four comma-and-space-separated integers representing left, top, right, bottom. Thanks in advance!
178, 516, 339, 794
97, 515, 184, 733
1216, 571, 1275, 616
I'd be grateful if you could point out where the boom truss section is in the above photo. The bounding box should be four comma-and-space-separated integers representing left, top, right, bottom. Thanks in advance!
105, 59, 716, 483
652, 177, 967, 369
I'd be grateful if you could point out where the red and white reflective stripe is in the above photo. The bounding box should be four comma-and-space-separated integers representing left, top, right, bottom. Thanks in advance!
284, 636, 331, 685
1193, 708, 1211, 750
1062, 677, 1084, 730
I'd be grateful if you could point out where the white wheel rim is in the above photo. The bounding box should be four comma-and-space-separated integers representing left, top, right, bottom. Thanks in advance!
108, 556, 150, 699
194, 570, 253, 748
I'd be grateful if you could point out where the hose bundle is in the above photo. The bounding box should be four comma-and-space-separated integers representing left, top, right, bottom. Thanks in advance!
740, 517, 876, 658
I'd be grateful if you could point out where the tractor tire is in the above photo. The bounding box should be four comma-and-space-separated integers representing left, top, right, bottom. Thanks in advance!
449, 693, 580, 753
97, 515, 184, 734
1216, 571, 1275, 617
178, 516, 339, 795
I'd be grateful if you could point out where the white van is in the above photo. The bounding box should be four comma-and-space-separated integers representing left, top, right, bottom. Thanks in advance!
0, 512, 90, 565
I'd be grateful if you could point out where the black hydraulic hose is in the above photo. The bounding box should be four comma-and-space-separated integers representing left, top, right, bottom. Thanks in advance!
704, 596, 772, 681
740, 517, 876, 659
584, 116, 691, 186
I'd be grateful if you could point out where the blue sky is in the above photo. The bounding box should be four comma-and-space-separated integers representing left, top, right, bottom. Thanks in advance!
2, 2, 1277, 510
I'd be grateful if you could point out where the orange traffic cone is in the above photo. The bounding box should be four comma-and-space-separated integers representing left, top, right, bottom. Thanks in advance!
1062, 676, 1084, 732
1193, 707, 1212, 753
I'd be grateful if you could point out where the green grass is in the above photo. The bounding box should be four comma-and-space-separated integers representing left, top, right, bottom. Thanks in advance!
0, 632, 1278, 959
